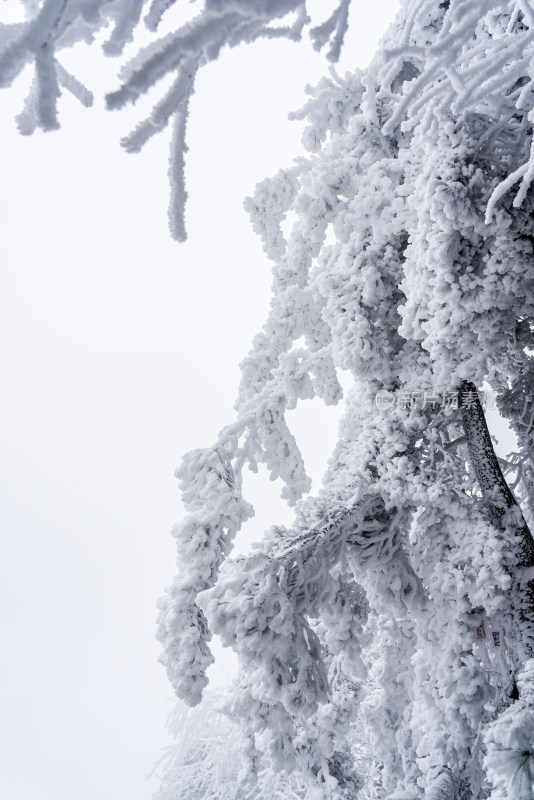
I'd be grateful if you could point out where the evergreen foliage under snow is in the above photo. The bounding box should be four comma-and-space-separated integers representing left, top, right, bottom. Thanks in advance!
157, 3, 534, 798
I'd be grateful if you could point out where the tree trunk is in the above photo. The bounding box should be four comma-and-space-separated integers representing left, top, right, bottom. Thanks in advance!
460, 381, 534, 660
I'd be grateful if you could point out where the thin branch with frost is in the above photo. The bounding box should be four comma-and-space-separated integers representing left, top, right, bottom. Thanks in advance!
309, 0, 350, 63
485, 162, 529, 223
167, 81, 193, 242
0, 0, 356, 239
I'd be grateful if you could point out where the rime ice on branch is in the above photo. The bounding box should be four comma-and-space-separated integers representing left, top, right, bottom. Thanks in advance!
0, 0, 352, 239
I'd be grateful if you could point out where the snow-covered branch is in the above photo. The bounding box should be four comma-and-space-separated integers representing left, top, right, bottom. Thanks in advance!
0, 0, 354, 239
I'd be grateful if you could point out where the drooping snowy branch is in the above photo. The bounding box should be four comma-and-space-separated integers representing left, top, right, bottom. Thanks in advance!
156, 446, 253, 704
0, 0, 357, 239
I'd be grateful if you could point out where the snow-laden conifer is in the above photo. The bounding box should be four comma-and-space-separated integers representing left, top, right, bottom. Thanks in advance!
157, 2, 534, 797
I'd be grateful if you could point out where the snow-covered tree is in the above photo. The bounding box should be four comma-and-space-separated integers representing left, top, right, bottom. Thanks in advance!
5, 1, 534, 799
154, 3, 534, 798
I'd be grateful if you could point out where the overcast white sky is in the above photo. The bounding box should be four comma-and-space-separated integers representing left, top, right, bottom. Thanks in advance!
0, 4, 401, 799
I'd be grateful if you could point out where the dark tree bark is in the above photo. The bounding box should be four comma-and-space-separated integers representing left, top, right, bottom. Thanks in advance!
460, 381, 534, 661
